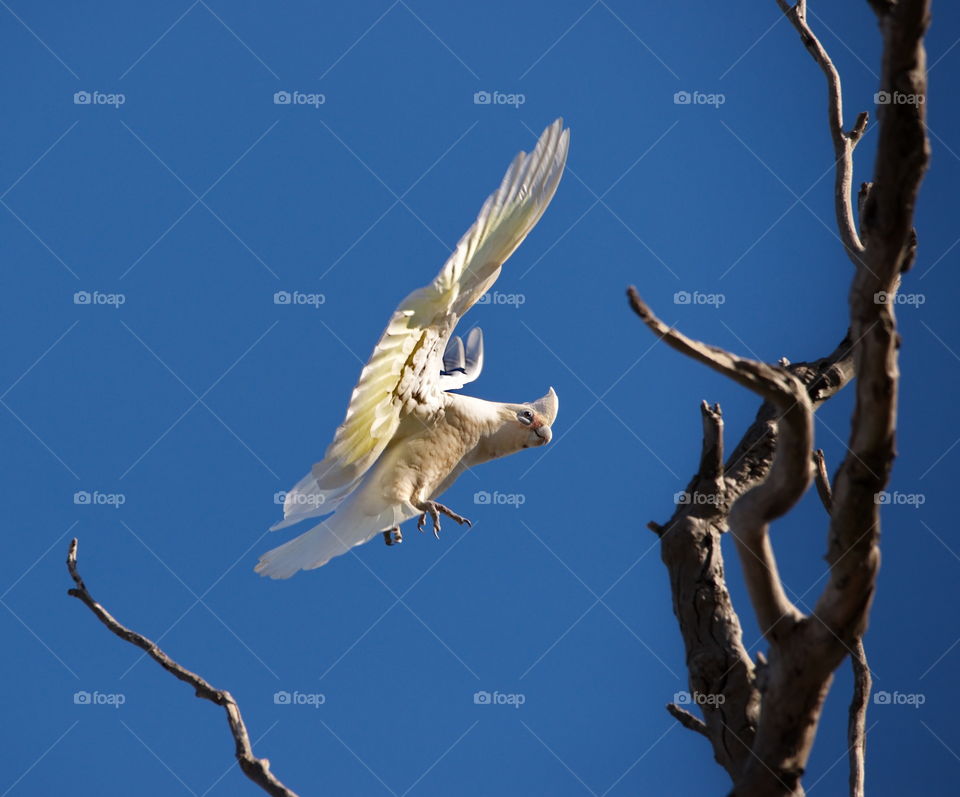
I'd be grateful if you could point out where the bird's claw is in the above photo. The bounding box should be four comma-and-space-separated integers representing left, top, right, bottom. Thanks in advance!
437, 504, 472, 528
383, 528, 403, 546
417, 503, 442, 537
415, 501, 471, 540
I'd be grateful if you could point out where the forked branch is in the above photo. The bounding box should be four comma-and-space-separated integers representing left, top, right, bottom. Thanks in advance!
629, 288, 810, 637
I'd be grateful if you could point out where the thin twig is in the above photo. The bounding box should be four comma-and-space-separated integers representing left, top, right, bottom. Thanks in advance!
66, 538, 300, 797
848, 639, 871, 797
776, 0, 869, 268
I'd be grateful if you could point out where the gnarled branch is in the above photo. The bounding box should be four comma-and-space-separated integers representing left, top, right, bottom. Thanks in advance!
631, 314, 856, 781
630, 289, 809, 638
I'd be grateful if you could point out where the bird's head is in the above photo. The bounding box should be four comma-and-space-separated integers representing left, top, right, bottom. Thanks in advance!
507, 387, 559, 449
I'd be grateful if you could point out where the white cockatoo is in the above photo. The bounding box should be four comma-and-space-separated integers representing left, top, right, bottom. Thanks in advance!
256, 119, 569, 578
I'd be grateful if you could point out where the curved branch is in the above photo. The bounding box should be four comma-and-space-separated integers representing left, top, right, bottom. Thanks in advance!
66, 539, 300, 797
776, 0, 869, 268
629, 287, 810, 636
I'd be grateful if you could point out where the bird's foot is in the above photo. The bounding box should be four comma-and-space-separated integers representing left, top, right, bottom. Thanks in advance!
383, 527, 403, 546
416, 503, 441, 538
415, 501, 472, 539
436, 502, 472, 527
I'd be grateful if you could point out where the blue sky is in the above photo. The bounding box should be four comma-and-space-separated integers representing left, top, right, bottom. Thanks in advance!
2, 2, 958, 795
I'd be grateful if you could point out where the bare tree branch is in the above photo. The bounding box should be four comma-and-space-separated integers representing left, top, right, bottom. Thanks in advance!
667, 703, 710, 738
629, 289, 809, 637
66, 539, 300, 797
848, 639, 871, 797
698, 400, 725, 501
811, 448, 871, 797
628, 315, 856, 781
643, 394, 758, 778
814, 0, 930, 641
776, 0, 869, 268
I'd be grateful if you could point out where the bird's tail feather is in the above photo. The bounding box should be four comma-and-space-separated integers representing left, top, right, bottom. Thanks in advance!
257, 503, 410, 579
269, 469, 353, 531
257, 517, 371, 579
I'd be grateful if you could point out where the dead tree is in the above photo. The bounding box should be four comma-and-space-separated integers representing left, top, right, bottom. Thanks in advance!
628, 1, 929, 795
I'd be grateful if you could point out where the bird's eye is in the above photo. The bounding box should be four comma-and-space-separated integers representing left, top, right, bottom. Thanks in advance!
518, 410, 534, 425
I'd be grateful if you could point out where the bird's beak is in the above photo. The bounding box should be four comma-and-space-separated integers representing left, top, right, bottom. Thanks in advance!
534, 424, 552, 444
530, 387, 559, 425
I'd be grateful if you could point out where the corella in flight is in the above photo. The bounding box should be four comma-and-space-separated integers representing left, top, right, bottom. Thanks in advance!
257, 119, 570, 578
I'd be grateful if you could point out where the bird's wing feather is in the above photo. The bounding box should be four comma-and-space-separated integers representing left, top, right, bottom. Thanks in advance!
438, 327, 484, 390
434, 118, 569, 320
277, 119, 569, 527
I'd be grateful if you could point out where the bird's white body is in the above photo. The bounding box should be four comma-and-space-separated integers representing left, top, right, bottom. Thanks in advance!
257, 120, 569, 578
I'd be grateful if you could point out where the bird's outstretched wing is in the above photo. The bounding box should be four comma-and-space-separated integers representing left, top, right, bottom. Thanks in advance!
275, 119, 569, 529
